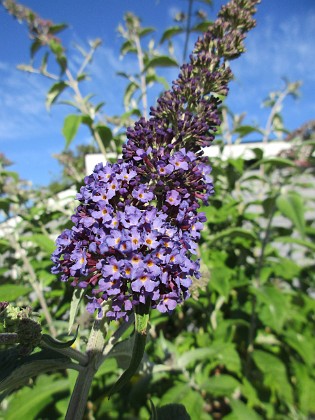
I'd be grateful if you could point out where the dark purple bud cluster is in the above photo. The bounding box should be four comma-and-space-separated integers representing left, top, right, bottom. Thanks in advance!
51, 0, 259, 320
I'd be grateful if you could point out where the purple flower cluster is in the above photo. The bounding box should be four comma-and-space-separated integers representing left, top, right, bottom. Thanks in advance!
51, 0, 259, 320
51, 159, 208, 320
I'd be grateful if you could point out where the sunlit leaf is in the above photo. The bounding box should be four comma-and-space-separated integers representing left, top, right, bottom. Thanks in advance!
124, 81, 139, 108
226, 400, 262, 420
143, 56, 178, 72
49, 23, 68, 34
4, 375, 69, 420
120, 40, 136, 56
0, 284, 32, 301
30, 39, 42, 58
191, 21, 213, 32
233, 125, 263, 137
252, 350, 293, 404
252, 285, 289, 332
22, 234, 56, 254
276, 192, 305, 238
62, 114, 82, 148
292, 361, 315, 414
159, 383, 205, 419
255, 157, 296, 169
210, 227, 257, 243
139, 27, 155, 37
160, 26, 183, 44
49, 39, 64, 56
201, 374, 241, 396
68, 288, 84, 334
284, 331, 314, 367
274, 236, 315, 252
95, 125, 113, 148
46, 81, 68, 110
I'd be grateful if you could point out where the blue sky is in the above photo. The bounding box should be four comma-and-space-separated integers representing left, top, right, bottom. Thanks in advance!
1, 0, 315, 186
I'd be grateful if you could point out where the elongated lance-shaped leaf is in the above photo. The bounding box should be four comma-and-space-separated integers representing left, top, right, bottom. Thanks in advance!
108, 301, 150, 398
41, 326, 79, 349
68, 287, 85, 334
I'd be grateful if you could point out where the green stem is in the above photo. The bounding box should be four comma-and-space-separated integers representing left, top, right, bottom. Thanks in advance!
183, 0, 194, 62
65, 68, 108, 158
133, 31, 148, 119
65, 314, 107, 420
108, 301, 150, 398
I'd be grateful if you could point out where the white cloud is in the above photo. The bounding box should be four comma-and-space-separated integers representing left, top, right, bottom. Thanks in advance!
225, 8, 315, 131
0, 67, 53, 141
234, 11, 315, 83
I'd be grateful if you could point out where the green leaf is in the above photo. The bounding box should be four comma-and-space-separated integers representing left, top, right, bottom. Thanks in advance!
233, 125, 262, 138
0, 285, 32, 301
276, 192, 305, 238
41, 327, 78, 349
149, 399, 158, 420
62, 114, 82, 148
40, 52, 49, 72
177, 347, 218, 368
124, 81, 139, 108
292, 361, 315, 414
225, 400, 262, 420
120, 40, 136, 56
23, 234, 56, 254
210, 227, 257, 244
252, 350, 293, 404
4, 375, 69, 420
68, 288, 84, 334
191, 21, 213, 32
284, 331, 314, 367
177, 342, 240, 371
252, 285, 289, 332
105, 336, 135, 370
0, 198, 10, 214
209, 266, 232, 298
143, 56, 178, 72
155, 403, 190, 420
160, 26, 183, 44
57, 55, 67, 73
201, 374, 241, 396
159, 383, 205, 420
139, 27, 155, 37
145, 74, 170, 90
30, 39, 42, 58
95, 125, 113, 148
49, 23, 68, 35
254, 157, 296, 169
274, 236, 315, 252
0, 347, 70, 396
94, 101, 105, 113
49, 39, 64, 56
46, 81, 68, 110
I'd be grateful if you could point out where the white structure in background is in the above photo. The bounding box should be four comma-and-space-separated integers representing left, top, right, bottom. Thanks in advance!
46, 186, 77, 212
84, 141, 292, 174
0, 187, 77, 238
